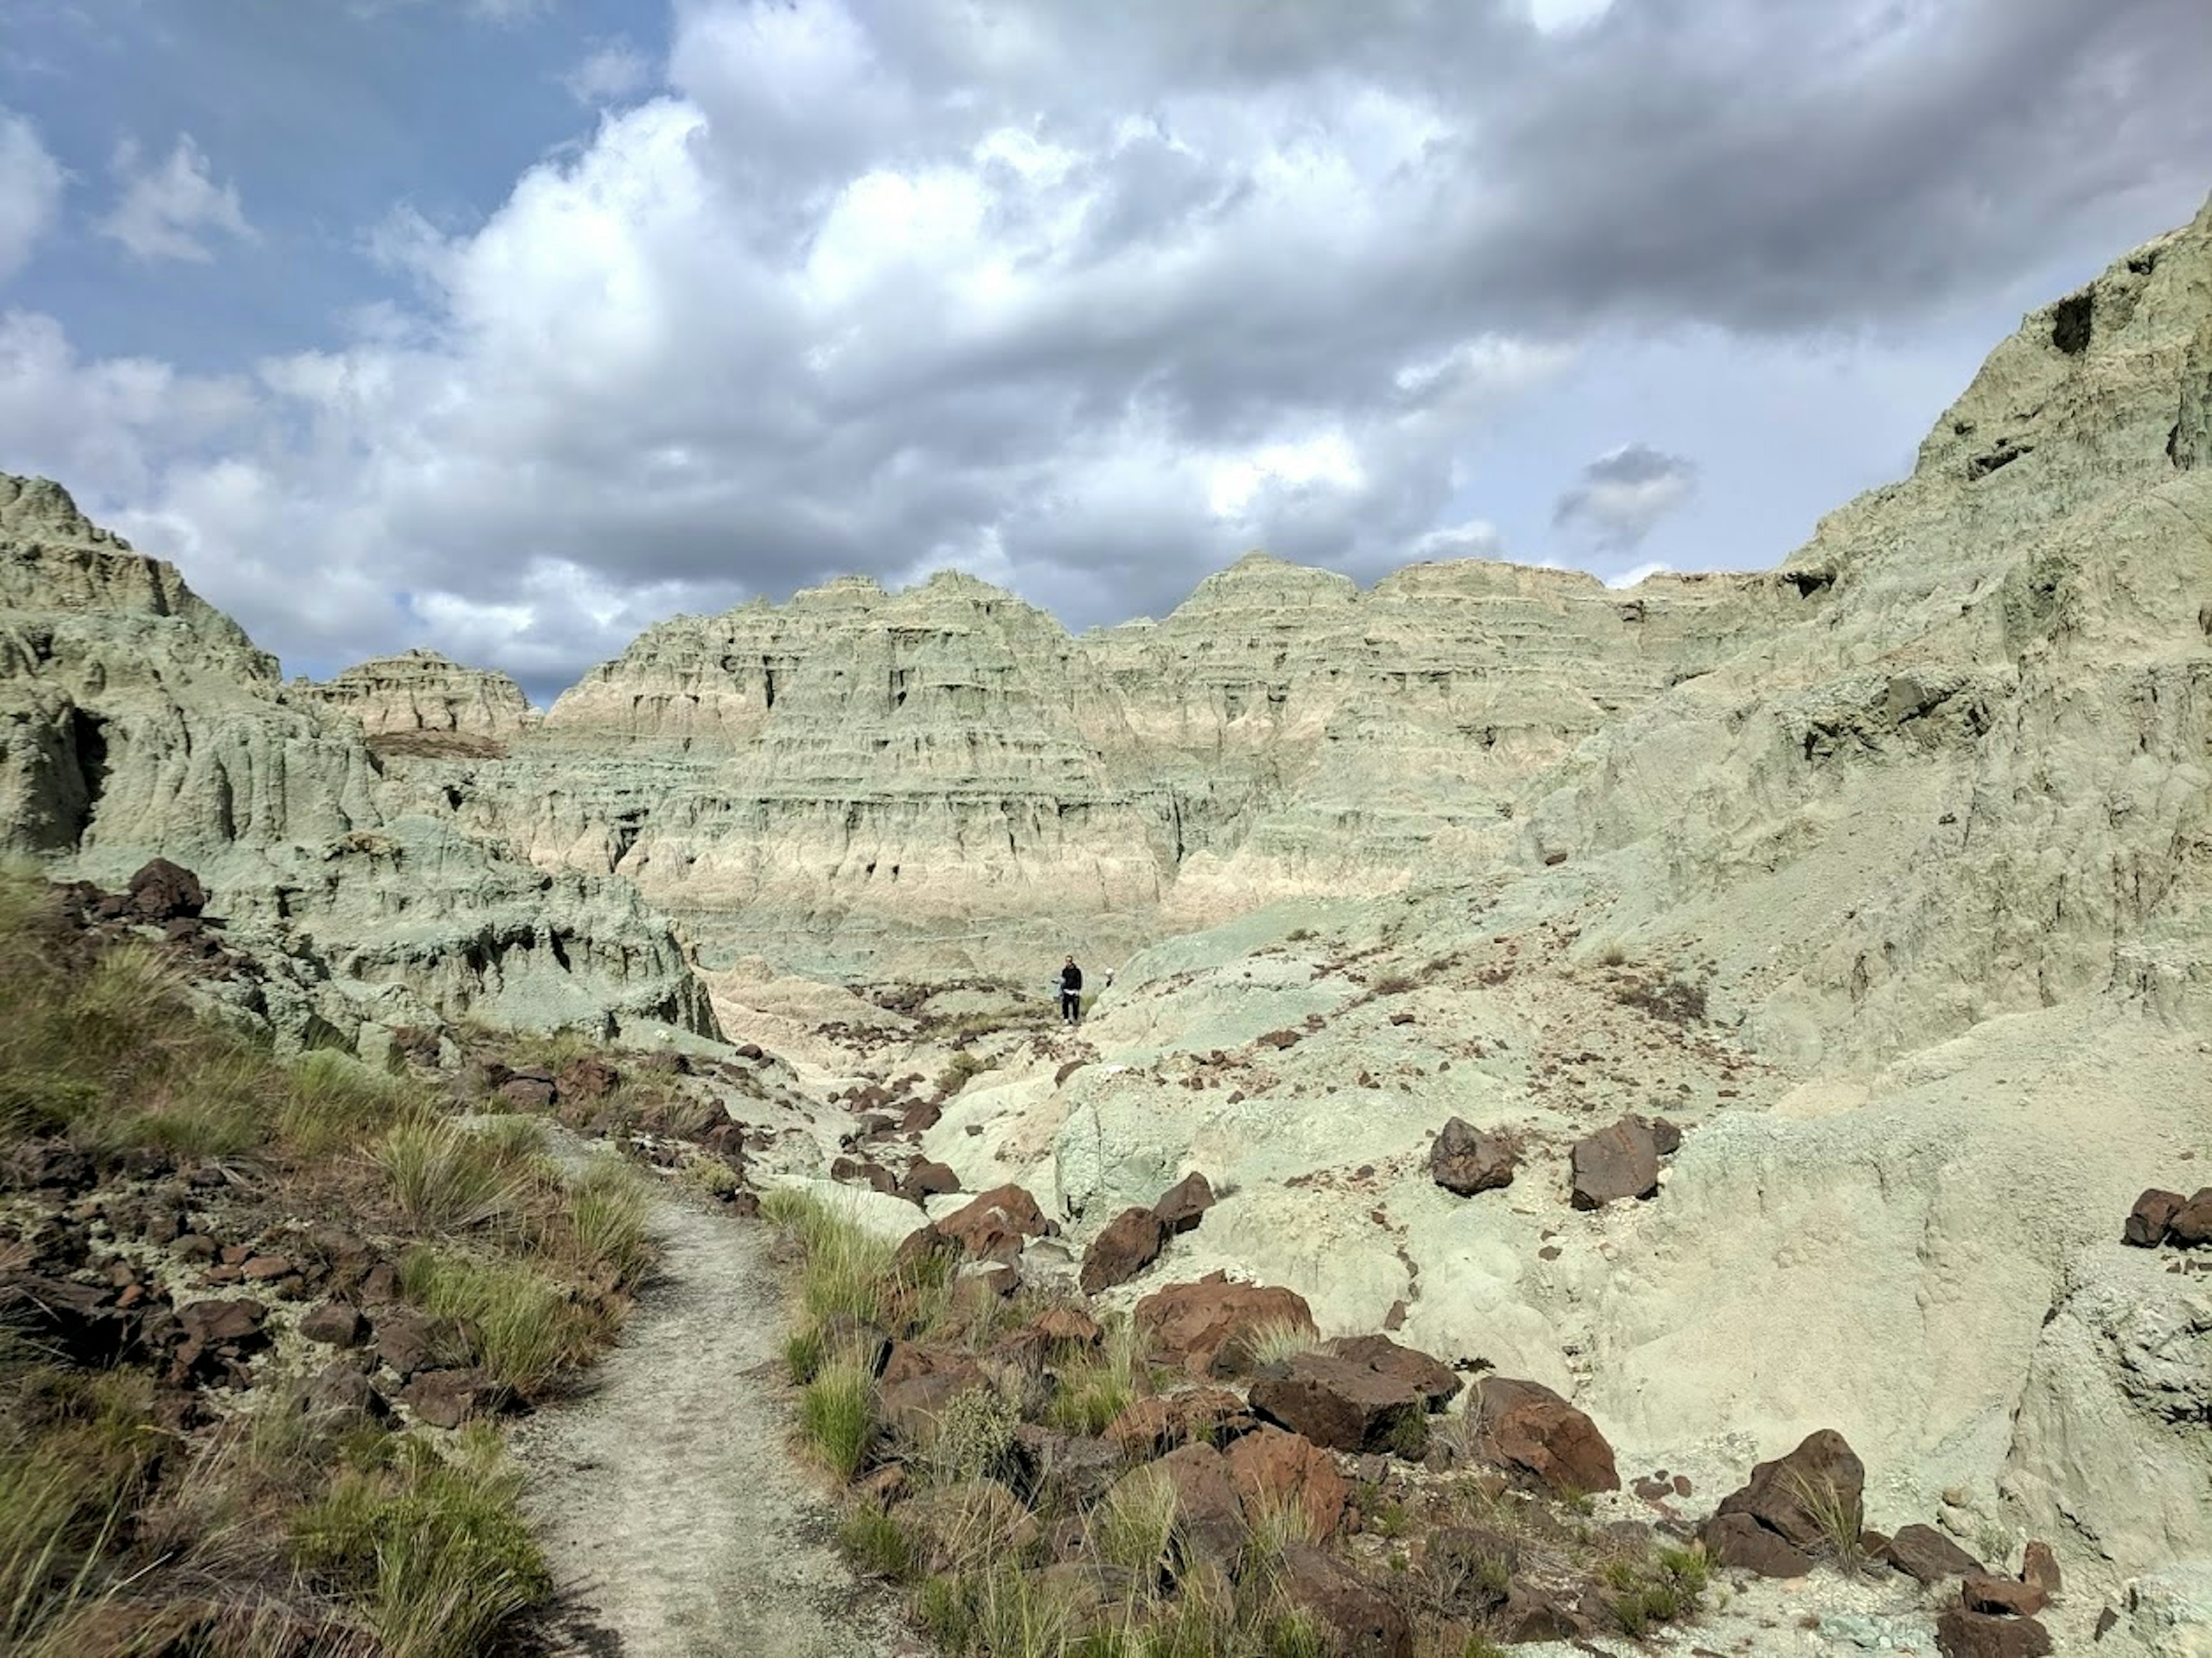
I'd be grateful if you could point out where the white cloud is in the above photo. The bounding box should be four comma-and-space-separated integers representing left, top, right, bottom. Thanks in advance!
562, 38, 656, 105
0, 109, 66, 285
5, 0, 2205, 688
98, 135, 255, 263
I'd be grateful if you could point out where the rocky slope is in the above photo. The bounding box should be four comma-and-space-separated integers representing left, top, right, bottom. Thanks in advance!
0, 475, 715, 1047
293, 646, 539, 748
352, 554, 1794, 981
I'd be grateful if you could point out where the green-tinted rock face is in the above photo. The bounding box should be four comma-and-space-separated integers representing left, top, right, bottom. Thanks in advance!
0, 475, 717, 1048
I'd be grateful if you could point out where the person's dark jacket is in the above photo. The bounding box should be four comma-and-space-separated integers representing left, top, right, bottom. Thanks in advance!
1060, 964, 1084, 993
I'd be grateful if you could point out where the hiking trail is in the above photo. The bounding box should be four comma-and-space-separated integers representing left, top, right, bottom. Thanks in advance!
513, 1188, 908, 1657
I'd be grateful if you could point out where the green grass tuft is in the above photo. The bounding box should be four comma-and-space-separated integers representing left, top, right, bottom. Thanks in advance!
800, 1362, 876, 1482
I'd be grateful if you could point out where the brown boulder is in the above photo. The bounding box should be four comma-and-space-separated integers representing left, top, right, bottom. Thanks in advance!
1703, 1512, 1814, 1578
939, 1184, 1054, 1262
1276, 1540, 1414, 1657
1322, 1334, 1461, 1411
1429, 1117, 1516, 1197
1713, 1429, 1864, 1554
1224, 1425, 1349, 1539
556, 1056, 619, 1101
2020, 1540, 2062, 1598
400, 1367, 506, 1429
298, 1301, 366, 1347
1936, 1607, 2053, 1658
1104, 1388, 1251, 1459
1494, 1582, 1594, 1644
1113, 1443, 1245, 1570
1035, 1305, 1102, 1350
900, 1160, 961, 1203
177, 1298, 266, 1349
497, 1075, 556, 1110
1569, 1116, 1661, 1208
1012, 1425, 1123, 1508
305, 1360, 389, 1424
831, 1156, 899, 1196
1153, 1172, 1217, 1235
2124, 1188, 2186, 1247
2169, 1188, 2212, 1247
1964, 1577, 2047, 1617
128, 858, 206, 922
1080, 1207, 1168, 1294
1469, 1376, 1620, 1494
1252, 1352, 1429, 1456
1134, 1271, 1317, 1378
371, 1309, 475, 1380
1884, 1523, 1986, 1584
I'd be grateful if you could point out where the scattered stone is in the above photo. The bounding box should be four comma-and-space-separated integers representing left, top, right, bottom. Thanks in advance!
557, 1055, 619, 1101
2170, 1188, 2212, 1247
1152, 1172, 1216, 1235
1223, 1424, 1349, 1539
1429, 1116, 1516, 1196
1, 1140, 96, 1191
1964, 1576, 2048, 1617
177, 1298, 266, 1349
831, 1156, 899, 1195
939, 1184, 1054, 1262
1034, 1306, 1101, 1350
1105, 1388, 1250, 1458
1323, 1334, 1461, 1411
1704, 1511, 1813, 1577
127, 858, 206, 923
498, 1074, 556, 1110
1080, 1207, 1167, 1294
1252, 1351, 1433, 1457
1012, 1425, 1122, 1508
1276, 1540, 1414, 1657
1134, 1273, 1318, 1378
305, 1360, 389, 1424
1884, 1524, 1986, 1584
371, 1309, 474, 1380
1469, 1376, 1620, 1494
400, 1367, 506, 1429
2125, 1188, 2187, 1246
240, 1254, 295, 1282
298, 1301, 366, 1347
1712, 1429, 1865, 1553
900, 1160, 961, 1203
1569, 1115, 1661, 1208
1935, 1606, 2053, 1658
1138, 1442, 1247, 1568
2020, 1540, 2062, 1598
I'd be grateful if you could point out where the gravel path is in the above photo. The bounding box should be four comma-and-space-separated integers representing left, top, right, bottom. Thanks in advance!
513, 1193, 907, 1657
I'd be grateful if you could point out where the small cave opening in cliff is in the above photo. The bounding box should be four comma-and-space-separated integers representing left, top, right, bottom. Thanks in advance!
63, 708, 110, 846
548, 932, 571, 971
2051, 290, 2094, 355
1784, 570, 1835, 599
1967, 442, 2030, 481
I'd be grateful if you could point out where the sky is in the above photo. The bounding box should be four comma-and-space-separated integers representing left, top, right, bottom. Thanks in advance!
0, 0, 2207, 699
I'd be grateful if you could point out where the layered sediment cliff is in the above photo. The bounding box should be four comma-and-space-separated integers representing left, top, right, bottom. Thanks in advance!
0, 477, 715, 1047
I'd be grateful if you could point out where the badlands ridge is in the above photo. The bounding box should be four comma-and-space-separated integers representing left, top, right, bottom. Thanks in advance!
3, 198, 2211, 1649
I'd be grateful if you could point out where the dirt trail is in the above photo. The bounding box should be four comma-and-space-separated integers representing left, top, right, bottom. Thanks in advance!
514, 1191, 907, 1657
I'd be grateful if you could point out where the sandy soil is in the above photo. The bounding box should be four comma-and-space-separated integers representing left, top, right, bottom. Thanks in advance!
513, 1190, 910, 1657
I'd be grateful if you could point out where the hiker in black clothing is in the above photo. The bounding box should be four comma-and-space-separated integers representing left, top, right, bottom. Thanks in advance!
1059, 956, 1084, 1024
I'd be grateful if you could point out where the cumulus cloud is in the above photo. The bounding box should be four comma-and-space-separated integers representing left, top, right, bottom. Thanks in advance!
98, 135, 255, 263
561, 38, 656, 104
7, 0, 2211, 689
1553, 444, 1699, 551
0, 110, 66, 285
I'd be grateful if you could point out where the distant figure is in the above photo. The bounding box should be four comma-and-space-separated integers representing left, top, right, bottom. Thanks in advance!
1059, 955, 1084, 1025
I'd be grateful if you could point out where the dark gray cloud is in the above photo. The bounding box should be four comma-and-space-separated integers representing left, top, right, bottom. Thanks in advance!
1553, 442, 1698, 550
